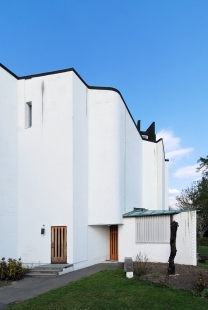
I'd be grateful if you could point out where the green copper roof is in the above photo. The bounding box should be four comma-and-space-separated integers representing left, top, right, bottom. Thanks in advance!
123, 208, 181, 218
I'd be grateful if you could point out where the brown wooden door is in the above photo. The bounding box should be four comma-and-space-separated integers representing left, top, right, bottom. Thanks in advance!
110, 225, 118, 260
51, 226, 67, 263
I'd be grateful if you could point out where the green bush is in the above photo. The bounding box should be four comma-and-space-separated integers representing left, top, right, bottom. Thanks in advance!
201, 288, 208, 299
0, 257, 25, 280
197, 237, 208, 246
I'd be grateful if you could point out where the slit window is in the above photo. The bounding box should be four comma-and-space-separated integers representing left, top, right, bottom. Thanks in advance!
25, 102, 32, 128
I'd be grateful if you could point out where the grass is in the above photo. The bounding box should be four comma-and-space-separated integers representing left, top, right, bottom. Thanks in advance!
7, 268, 208, 310
198, 238, 208, 247
198, 246, 208, 257
198, 261, 208, 269
198, 245, 208, 269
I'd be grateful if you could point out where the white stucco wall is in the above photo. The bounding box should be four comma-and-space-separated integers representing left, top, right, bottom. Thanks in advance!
16, 71, 113, 267
125, 112, 143, 213
174, 211, 197, 266
165, 160, 169, 210
88, 89, 126, 225
142, 139, 168, 210
72, 73, 88, 264
88, 226, 110, 261
0, 64, 170, 268
156, 140, 166, 210
88, 89, 150, 224
73, 225, 109, 270
156, 141, 162, 209
17, 72, 74, 264
142, 142, 158, 210
0, 67, 18, 259
119, 218, 170, 263
119, 212, 197, 266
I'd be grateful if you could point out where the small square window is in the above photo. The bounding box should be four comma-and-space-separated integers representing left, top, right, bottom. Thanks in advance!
25, 102, 32, 128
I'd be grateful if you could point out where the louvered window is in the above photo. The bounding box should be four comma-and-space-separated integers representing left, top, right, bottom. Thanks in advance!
135, 216, 170, 243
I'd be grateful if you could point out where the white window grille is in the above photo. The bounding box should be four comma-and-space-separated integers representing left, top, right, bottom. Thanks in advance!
135, 216, 170, 243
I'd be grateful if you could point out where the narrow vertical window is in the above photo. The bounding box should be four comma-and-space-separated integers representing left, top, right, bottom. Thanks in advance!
25, 102, 32, 128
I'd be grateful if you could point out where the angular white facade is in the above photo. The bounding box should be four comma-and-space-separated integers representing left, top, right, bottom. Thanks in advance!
0, 63, 195, 268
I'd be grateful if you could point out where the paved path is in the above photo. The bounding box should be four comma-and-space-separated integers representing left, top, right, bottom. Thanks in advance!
0, 262, 123, 309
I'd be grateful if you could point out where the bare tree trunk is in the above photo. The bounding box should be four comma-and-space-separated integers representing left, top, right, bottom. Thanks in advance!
168, 220, 179, 275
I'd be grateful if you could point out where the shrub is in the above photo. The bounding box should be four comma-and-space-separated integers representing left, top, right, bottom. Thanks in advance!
133, 252, 152, 277
195, 272, 206, 293
0, 257, 25, 280
193, 273, 208, 299
201, 288, 208, 299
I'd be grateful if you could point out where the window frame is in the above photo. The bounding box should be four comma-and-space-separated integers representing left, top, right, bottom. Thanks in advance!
135, 215, 170, 244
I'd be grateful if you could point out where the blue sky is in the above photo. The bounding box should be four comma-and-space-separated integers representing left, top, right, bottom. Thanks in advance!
1, 0, 208, 207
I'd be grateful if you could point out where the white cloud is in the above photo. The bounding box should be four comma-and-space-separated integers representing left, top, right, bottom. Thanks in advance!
169, 196, 179, 209
169, 188, 180, 194
157, 129, 193, 162
169, 188, 181, 209
166, 148, 193, 160
174, 164, 200, 179
157, 129, 180, 152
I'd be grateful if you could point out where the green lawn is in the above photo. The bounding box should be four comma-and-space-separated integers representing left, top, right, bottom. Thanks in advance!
8, 269, 208, 310
198, 246, 208, 257
198, 238, 208, 247
198, 246, 208, 268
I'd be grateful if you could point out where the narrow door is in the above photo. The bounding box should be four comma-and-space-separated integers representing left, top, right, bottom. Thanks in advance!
51, 226, 67, 263
110, 225, 118, 260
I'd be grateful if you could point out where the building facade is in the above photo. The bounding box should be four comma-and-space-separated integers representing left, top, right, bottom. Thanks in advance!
0, 63, 196, 269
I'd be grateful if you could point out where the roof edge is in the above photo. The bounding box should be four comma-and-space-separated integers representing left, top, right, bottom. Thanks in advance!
0, 63, 19, 79
123, 209, 196, 218
0, 63, 137, 129
0, 63, 169, 159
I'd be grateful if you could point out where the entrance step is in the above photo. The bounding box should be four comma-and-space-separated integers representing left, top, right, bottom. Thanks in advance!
25, 263, 73, 278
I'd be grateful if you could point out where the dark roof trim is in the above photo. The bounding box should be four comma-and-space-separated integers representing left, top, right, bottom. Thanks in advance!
0, 63, 168, 161
0, 63, 136, 130
0, 63, 19, 79
123, 209, 195, 218
123, 209, 181, 218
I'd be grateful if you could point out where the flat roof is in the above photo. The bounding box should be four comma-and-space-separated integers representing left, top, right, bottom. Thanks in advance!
123, 209, 183, 218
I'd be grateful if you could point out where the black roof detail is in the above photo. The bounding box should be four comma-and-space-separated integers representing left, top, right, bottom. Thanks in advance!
0, 63, 169, 161
137, 121, 156, 142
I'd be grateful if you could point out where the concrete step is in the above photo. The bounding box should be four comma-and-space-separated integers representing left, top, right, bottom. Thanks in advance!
25, 272, 58, 278
25, 263, 73, 278
29, 269, 61, 274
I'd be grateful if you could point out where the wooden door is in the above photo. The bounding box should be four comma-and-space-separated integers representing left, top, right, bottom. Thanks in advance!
110, 225, 118, 260
51, 226, 67, 263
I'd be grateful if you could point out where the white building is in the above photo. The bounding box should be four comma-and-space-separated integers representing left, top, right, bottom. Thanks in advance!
0, 63, 196, 269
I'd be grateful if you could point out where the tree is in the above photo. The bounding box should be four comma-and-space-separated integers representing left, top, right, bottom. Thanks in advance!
197, 155, 208, 178
175, 182, 199, 210
176, 156, 208, 237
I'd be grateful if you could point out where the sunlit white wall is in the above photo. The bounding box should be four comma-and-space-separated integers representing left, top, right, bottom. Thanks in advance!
0, 67, 18, 259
